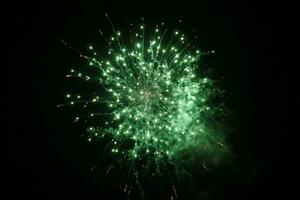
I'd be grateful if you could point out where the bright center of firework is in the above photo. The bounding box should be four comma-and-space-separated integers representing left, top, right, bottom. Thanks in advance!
66, 23, 223, 162
139, 89, 152, 101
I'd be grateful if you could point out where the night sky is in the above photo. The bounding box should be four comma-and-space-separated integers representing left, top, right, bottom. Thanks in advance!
5, 1, 287, 199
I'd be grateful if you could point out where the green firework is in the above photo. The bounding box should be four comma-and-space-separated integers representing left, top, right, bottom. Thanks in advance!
63, 21, 227, 173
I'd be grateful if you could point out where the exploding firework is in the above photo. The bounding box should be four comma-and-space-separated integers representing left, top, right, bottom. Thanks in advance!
61, 17, 229, 197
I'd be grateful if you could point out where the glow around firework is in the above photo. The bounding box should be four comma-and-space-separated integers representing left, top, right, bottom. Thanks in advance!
63, 20, 227, 173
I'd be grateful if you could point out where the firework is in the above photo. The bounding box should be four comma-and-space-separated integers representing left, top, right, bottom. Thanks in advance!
62, 19, 228, 183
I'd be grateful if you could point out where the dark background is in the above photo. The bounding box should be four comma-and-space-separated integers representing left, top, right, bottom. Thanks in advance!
5, 0, 287, 199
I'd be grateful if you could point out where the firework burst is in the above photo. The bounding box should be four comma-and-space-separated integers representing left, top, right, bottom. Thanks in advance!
61, 18, 228, 196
